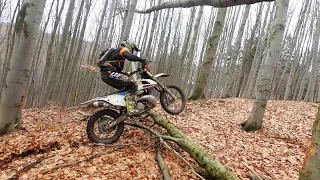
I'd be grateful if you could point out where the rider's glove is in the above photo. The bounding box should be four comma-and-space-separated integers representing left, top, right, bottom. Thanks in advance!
141, 59, 147, 65
97, 61, 103, 68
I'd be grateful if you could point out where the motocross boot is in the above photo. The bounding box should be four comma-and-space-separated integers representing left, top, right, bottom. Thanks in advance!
125, 93, 139, 116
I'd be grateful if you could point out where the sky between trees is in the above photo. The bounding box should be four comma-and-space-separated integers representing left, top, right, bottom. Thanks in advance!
5, 0, 303, 45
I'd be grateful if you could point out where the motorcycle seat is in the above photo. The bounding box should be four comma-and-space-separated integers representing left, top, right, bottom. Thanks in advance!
105, 88, 128, 96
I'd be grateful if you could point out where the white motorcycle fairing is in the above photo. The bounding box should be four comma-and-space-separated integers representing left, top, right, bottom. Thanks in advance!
81, 79, 157, 107
136, 79, 157, 90
81, 92, 127, 107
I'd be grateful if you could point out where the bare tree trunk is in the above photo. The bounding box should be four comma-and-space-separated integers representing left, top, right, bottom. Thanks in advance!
304, 10, 320, 102
215, 7, 238, 97
188, 8, 216, 96
298, 54, 312, 101
222, 5, 250, 98
26, 0, 55, 108
189, 7, 227, 100
299, 104, 320, 180
59, 0, 86, 105
238, 4, 264, 97
136, 0, 274, 13
86, 0, 109, 99
41, 0, 66, 93
182, 6, 204, 89
67, 0, 93, 106
283, 0, 311, 100
0, 0, 20, 99
40, 0, 76, 107
155, 9, 170, 72
177, 7, 197, 86
242, 0, 289, 131
122, 0, 138, 40
244, 3, 274, 98
101, 0, 116, 50
122, 0, 139, 79
0, 0, 46, 135
89, 0, 109, 63
144, 0, 162, 58
140, 0, 154, 53
158, 9, 174, 73
121, 0, 131, 38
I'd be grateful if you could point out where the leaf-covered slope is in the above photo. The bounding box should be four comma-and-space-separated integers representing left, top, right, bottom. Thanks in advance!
0, 98, 317, 179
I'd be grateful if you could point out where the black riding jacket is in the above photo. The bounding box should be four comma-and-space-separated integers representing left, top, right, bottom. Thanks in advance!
98, 47, 144, 73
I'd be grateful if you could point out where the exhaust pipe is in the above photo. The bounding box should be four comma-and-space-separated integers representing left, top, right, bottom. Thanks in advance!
92, 101, 109, 107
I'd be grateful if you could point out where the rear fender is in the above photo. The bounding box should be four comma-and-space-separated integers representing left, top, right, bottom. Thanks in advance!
81, 93, 126, 107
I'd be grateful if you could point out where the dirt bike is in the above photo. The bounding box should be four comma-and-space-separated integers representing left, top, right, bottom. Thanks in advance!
81, 61, 186, 145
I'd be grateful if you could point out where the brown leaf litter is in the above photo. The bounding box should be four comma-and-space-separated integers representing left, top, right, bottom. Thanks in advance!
0, 98, 317, 180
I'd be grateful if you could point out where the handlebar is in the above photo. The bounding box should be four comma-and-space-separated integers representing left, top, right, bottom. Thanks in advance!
127, 60, 152, 77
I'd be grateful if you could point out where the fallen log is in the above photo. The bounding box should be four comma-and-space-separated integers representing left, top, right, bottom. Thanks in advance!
125, 122, 205, 179
149, 111, 239, 180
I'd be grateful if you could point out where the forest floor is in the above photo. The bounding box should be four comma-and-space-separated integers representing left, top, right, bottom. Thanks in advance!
0, 98, 317, 180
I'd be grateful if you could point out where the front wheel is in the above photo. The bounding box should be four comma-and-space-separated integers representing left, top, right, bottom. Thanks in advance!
160, 85, 186, 115
87, 109, 124, 145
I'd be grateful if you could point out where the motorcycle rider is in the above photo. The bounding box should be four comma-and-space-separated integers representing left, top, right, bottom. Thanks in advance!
97, 39, 146, 115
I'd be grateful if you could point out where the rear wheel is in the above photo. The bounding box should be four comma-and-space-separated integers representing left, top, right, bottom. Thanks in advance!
87, 109, 124, 145
160, 85, 186, 115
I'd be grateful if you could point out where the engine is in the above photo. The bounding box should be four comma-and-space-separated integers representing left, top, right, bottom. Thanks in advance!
136, 102, 146, 111
136, 95, 157, 111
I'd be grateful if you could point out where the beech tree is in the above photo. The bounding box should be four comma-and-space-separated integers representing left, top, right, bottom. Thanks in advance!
304, 11, 320, 102
0, 0, 21, 100
241, 0, 289, 131
189, 7, 227, 100
136, 0, 274, 13
299, 105, 320, 180
41, 0, 66, 89
40, 0, 76, 107
123, 0, 139, 80
0, 0, 46, 135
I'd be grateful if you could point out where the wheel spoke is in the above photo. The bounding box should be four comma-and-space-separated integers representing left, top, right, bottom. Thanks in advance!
160, 85, 185, 114
87, 109, 124, 145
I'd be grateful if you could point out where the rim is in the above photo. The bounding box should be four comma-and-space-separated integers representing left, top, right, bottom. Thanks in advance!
163, 88, 183, 112
94, 115, 118, 139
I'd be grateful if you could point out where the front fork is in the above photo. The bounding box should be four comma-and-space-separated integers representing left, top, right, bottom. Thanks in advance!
144, 71, 176, 100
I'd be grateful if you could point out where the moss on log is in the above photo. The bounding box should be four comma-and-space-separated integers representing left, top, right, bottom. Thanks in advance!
299, 104, 320, 180
149, 111, 239, 180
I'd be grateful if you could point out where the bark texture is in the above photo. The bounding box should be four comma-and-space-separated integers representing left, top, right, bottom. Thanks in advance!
40, 0, 76, 107
242, 0, 289, 131
150, 111, 239, 180
122, 0, 138, 80
304, 13, 320, 102
299, 104, 320, 180
189, 8, 227, 100
136, 0, 274, 13
0, 0, 46, 135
